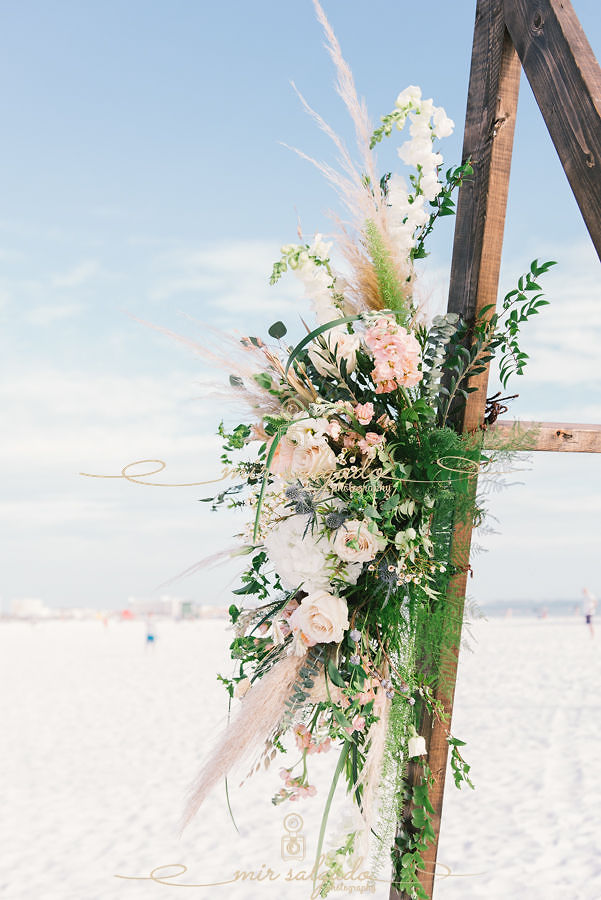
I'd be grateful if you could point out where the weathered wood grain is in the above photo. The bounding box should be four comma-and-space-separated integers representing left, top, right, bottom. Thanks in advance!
391, 4, 522, 899
485, 420, 601, 452
504, 0, 601, 259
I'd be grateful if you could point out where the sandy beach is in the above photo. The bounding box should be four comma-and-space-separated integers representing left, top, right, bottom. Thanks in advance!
1, 614, 600, 900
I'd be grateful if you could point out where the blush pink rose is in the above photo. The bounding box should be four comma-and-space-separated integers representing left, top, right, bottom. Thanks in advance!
353, 402, 374, 425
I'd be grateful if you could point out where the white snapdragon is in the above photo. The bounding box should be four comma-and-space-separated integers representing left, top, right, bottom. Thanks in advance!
295, 256, 340, 325
433, 106, 455, 138
404, 196, 429, 230
421, 170, 443, 202
395, 84, 422, 109
310, 233, 332, 259
385, 87, 455, 263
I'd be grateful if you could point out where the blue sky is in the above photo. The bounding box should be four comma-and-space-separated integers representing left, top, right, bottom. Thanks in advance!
1, 0, 600, 610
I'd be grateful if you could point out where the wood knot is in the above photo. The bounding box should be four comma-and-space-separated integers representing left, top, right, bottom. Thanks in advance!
533, 11, 544, 32
585, 152, 595, 168
491, 115, 508, 138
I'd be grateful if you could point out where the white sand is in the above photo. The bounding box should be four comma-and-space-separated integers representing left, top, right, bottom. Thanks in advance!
1, 615, 600, 900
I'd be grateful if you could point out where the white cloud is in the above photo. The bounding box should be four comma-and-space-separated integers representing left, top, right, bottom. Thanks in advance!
416, 242, 601, 388
0, 364, 237, 606
89, 205, 126, 219
149, 239, 304, 314
0, 368, 220, 469
0, 248, 25, 262
51, 260, 101, 288
26, 302, 84, 326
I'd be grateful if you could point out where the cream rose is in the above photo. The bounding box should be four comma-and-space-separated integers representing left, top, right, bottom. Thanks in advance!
291, 441, 337, 478
289, 591, 349, 646
270, 435, 336, 478
332, 519, 387, 563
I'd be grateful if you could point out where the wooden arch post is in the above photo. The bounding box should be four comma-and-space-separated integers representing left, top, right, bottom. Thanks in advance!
391, 1, 601, 897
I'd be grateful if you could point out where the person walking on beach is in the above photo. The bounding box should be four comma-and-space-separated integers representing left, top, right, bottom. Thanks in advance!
583, 588, 597, 638
145, 614, 157, 648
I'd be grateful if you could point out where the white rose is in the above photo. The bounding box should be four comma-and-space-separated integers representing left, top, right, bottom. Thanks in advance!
270, 436, 299, 477
332, 519, 387, 563
289, 590, 349, 645
309, 328, 361, 377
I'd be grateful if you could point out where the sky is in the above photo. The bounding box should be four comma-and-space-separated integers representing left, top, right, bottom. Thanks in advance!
0, 0, 600, 611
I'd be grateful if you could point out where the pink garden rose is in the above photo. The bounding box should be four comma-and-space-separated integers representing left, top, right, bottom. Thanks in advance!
353, 402, 374, 425
331, 519, 387, 563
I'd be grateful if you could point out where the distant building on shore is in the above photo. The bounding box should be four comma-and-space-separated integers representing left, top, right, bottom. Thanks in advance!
127, 595, 193, 619
9, 597, 51, 619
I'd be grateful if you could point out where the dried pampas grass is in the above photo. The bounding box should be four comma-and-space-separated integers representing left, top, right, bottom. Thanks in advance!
180, 652, 306, 831
283, 0, 414, 317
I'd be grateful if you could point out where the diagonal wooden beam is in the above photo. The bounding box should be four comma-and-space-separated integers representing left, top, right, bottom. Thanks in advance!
484, 419, 601, 452
393, 4, 601, 898
391, 3, 522, 898
504, 0, 601, 259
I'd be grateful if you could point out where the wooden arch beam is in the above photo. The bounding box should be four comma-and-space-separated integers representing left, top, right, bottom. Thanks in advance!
504, 0, 601, 258
392, 1, 601, 898
392, 3, 521, 897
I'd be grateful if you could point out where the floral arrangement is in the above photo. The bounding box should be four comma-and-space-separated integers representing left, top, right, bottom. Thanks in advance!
181, 3, 554, 897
